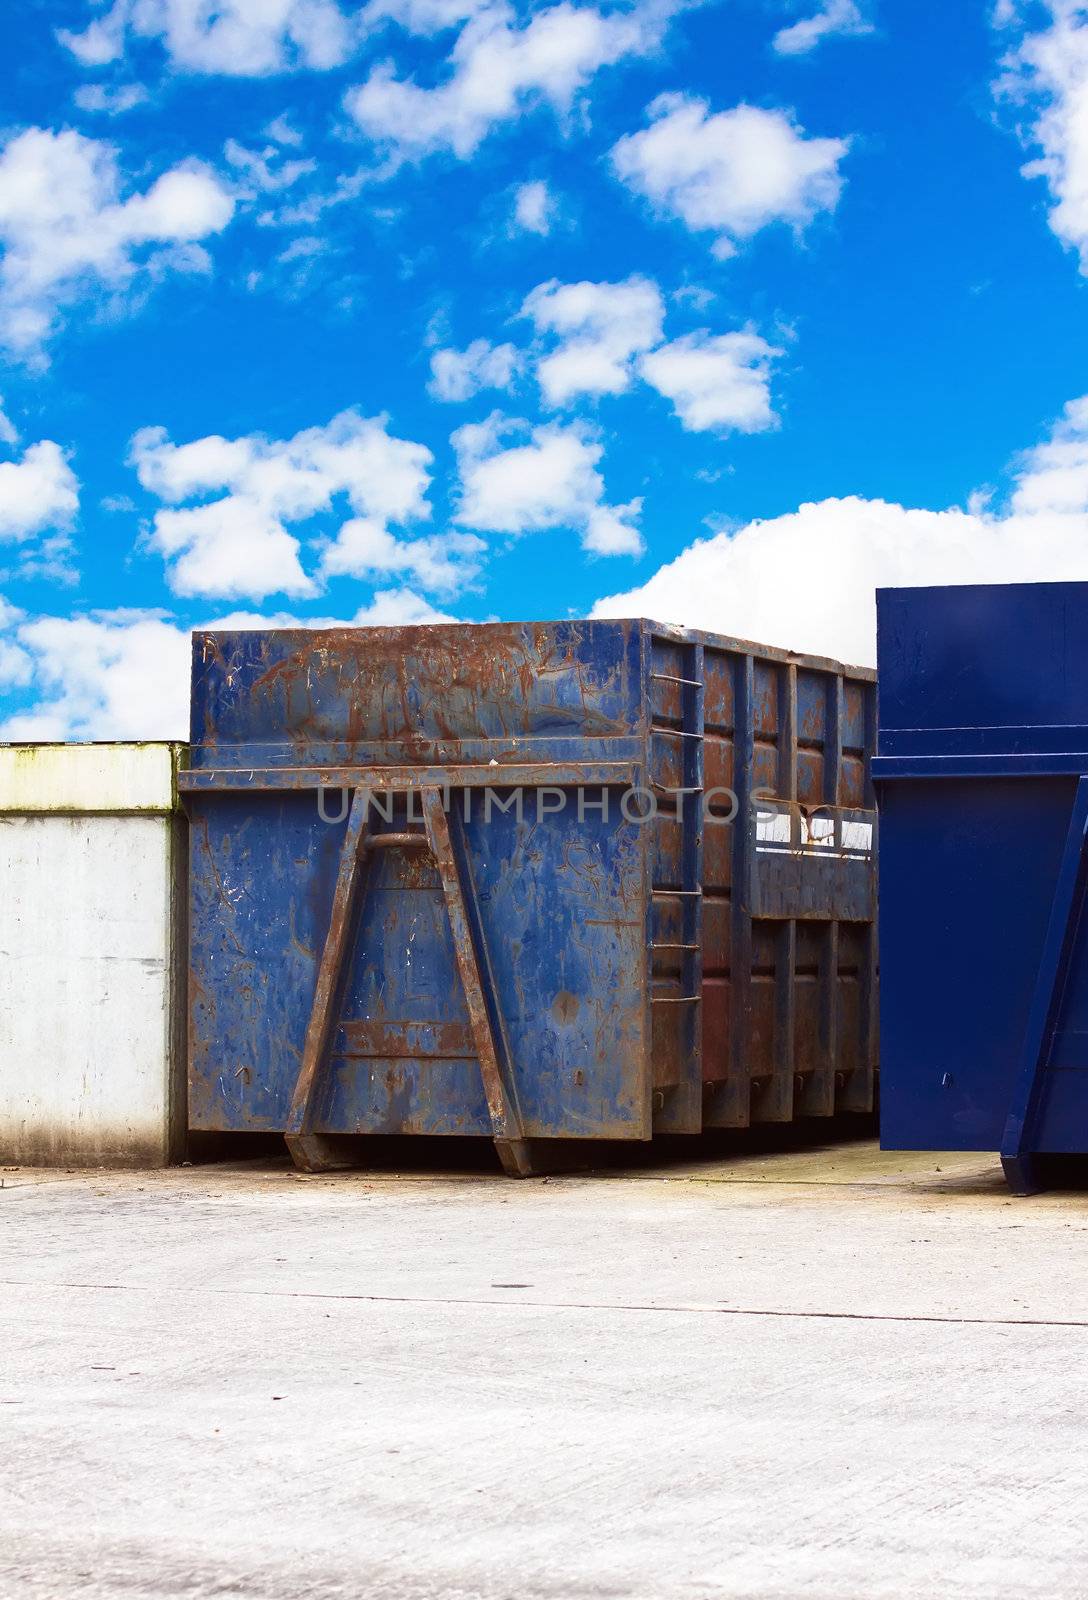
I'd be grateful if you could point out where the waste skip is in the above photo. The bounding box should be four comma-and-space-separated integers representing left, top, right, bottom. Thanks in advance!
183, 621, 877, 1174
0, 742, 187, 1167
874, 580, 1088, 1192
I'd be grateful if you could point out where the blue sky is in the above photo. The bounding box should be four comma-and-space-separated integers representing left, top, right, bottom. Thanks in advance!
2, 0, 1088, 736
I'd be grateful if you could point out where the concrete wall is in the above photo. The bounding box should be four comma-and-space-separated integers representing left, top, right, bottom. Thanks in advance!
0, 744, 187, 1167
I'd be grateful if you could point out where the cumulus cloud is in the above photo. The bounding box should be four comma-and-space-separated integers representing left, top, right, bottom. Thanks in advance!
264, 113, 306, 147
58, 0, 356, 76
997, 2, 1088, 271
639, 329, 781, 432
0, 438, 80, 550
512, 178, 558, 234
223, 137, 316, 196
344, 0, 680, 159
72, 82, 149, 114
0, 596, 32, 688
592, 394, 1088, 666
453, 412, 643, 554
611, 94, 848, 257
512, 275, 781, 431
362, 0, 491, 32
0, 398, 19, 448
0, 589, 458, 741
522, 275, 665, 404
319, 519, 486, 591
0, 609, 191, 741
1006, 391, 1088, 511
772, 0, 872, 56
343, 587, 458, 623
428, 338, 522, 401
583, 498, 643, 555
129, 409, 442, 600
143, 496, 322, 600
0, 126, 234, 360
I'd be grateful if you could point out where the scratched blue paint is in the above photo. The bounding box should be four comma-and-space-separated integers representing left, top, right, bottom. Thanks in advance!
874, 581, 1088, 1189
187, 791, 342, 1129
186, 619, 878, 1145
308, 786, 645, 1137
188, 620, 644, 757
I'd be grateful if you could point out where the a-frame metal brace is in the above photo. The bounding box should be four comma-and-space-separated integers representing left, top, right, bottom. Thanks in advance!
1001, 775, 1088, 1194
284, 783, 534, 1177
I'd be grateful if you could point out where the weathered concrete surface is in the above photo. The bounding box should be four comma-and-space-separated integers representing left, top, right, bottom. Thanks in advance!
1, 1140, 1087, 1598
0, 742, 186, 1168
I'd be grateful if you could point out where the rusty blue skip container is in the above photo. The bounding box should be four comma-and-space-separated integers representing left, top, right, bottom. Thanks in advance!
182, 620, 877, 1175
875, 580, 1088, 1192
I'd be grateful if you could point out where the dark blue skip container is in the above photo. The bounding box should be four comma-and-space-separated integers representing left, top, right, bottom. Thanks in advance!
874, 580, 1088, 1192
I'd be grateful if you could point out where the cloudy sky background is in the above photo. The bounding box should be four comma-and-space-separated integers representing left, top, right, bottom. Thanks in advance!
3, 0, 1088, 737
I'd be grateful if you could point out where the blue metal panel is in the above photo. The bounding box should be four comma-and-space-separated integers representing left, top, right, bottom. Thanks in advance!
316, 789, 648, 1139
876, 581, 1088, 1186
877, 582, 1088, 745
190, 621, 644, 756
188, 790, 337, 1130
878, 774, 1074, 1150
1001, 778, 1088, 1189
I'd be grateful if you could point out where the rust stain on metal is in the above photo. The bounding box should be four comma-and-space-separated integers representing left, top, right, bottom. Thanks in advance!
552, 991, 580, 1024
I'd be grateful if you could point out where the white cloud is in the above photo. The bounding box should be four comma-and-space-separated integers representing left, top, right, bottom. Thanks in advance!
1007, 391, 1088, 511
453, 412, 643, 554
772, 0, 872, 56
213, 589, 458, 626
0, 126, 234, 360
0, 399, 19, 448
223, 137, 316, 195
592, 394, 1088, 666
584, 498, 643, 555
58, 0, 356, 76
512, 178, 558, 234
130, 409, 437, 601
610, 94, 848, 257
277, 234, 326, 265
362, 0, 490, 33
344, 0, 679, 159
0, 438, 80, 547
0, 609, 191, 741
319, 518, 485, 589
264, 113, 305, 147
997, 2, 1088, 271
348, 587, 458, 623
72, 82, 150, 114
263, 166, 373, 229
145, 496, 322, 599
522, 275, 665, 404
671, 282, 716, 312
0, 589, 458, 741
428, 338, 522, 401
516, 277, 781, 429
639, 329, 781, 432
0, 596, 32, 688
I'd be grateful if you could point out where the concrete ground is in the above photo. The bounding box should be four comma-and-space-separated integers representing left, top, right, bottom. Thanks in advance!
2, 1139, 1087, 1599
